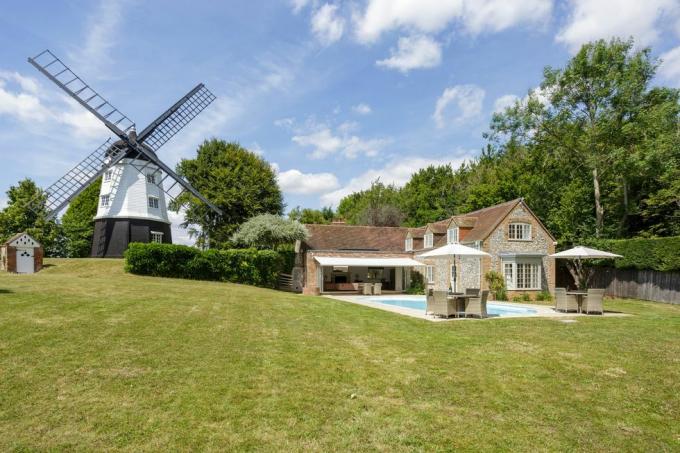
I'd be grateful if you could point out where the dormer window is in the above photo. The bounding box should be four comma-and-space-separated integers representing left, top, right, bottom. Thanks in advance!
447, 227, 459, 244
424, 232, 434, 248
405, 237, 413, 251
509, 223, 532, 240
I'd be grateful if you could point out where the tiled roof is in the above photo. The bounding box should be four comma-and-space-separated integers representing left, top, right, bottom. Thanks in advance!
459, 199, 522, 242
427, 219, 450, 234
303, 224, 410, 252
407, 227, 426, 238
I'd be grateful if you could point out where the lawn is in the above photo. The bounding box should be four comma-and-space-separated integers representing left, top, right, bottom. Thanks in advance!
0, 259, 678, 451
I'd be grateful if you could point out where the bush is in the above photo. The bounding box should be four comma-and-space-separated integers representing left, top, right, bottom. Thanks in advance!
406, 271, 426, 295
124, 243, 285, 288
585, 236, 680, 272
484, 270, 506, 300
535, 290, 553, 302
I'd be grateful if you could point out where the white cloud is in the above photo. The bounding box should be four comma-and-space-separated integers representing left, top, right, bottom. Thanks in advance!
291, 118, 390, 159
290, 0, 311, 13
352, 103, 372, 115
320, 154, 472, 206
277, 168, 340, 194
556, 0, 680, 53
659, 46, 680, 86
376, 35, 443, 72
461, 0, 552, 35
69, 0, 127, 78
311, 4, 346, 45
354, 0, 552, 43
493, 94, 520, 113
433, 84, 485, 128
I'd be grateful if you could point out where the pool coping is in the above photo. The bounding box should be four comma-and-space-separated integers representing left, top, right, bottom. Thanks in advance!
323, 294, 629, 322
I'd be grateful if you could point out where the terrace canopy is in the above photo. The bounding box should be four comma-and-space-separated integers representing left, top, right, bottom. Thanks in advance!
313, 256, 423, 293
314, 257, 422, 267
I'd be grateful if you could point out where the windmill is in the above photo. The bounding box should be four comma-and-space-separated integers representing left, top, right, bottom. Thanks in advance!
26, 50, 222, 257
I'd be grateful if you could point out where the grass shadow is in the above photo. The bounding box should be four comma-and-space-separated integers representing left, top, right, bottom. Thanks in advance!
0, 288, 13, 294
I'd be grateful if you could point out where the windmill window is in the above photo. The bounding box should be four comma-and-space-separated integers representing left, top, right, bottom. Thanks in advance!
150, 231, 163, 244
104, 170, 113, 182
100, 194, 110, 207
146, 173, 156, 184
148, 196, 159, 209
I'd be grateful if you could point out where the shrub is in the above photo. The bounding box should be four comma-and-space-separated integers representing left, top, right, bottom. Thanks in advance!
484, 270, 506, 300
535, 290, 553, 302
511, 294, 524, 303
585, 236, 680, 272
520, 292, 532, 302
406, 271, 426, 295
125, 243, 285, 288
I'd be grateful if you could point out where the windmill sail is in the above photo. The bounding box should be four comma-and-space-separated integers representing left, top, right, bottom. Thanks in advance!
137, 83, 216, 151
39, 140, 126, 218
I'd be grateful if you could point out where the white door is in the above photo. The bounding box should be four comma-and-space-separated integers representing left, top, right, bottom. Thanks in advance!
16, 248, 34, 274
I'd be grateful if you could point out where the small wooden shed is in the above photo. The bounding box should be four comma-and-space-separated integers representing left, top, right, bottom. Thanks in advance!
0, 232, 43, 274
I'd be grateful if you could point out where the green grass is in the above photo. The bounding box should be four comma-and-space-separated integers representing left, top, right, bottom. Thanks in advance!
0, 259, 678, 451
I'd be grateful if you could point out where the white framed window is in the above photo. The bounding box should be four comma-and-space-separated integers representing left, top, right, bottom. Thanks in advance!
447, 227, 459, 244
426, 265, 434, 284
104, 170, 113, 182
502, 258, 541, 290
150, 231, 164, 244
146, 173, 156, 184
424, 232, 434, 248
148, 196, 159, 209
100, 194, 110, 207
508, 223, 532, 240
405, 237, 413, 251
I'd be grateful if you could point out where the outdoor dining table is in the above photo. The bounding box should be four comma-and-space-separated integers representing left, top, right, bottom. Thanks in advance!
447, 293, 475, 317
566, 291, 588, 313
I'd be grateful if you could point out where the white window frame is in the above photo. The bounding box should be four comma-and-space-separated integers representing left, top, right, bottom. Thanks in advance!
146, 173, 156, 184
508, 222, 532, 241
424, 232, 434, 248
426, 265, 434, 284
150, 231, 164, 244
100, 194, 110, 207
447, 227, 459, 244
405, 237, 413, 251
148, 196, 159, 209
104, 170, 113, 182
502, 258, 541, 290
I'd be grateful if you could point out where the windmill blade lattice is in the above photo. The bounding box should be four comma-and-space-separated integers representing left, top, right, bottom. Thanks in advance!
137, 84, 216, 151
40, 140, 127, 218
28, 50, 134, 137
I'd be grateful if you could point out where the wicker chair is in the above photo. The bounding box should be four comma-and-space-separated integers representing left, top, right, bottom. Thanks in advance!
583, 288, 604, 315
362, 283, 372, 295
432, 291, 455, 318
373, 283, 382, 295
426, 289, 435, 315
465, 290, 489, 318
465, 288, 480, 296
554, 288, 578, 312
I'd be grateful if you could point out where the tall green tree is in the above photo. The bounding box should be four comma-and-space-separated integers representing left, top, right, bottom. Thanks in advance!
399, 164, 460, 227
0, 179, 61, 255
288, 206, 334, 224
231, 214, 308, 249
337, 180, 404, 226
61, 178, 101, 257
171, 139, 284, 249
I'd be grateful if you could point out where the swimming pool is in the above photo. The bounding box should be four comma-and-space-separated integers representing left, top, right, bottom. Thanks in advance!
366, 295, 538, 317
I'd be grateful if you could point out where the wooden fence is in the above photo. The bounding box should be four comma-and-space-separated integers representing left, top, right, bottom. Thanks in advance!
557, 264, 680, 303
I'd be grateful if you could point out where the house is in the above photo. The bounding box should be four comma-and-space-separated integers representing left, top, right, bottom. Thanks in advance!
0, 232, 44, 274
297, 198, 556, 298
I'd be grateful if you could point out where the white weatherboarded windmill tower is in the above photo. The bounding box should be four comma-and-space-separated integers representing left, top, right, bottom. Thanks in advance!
25, 50, 223, 257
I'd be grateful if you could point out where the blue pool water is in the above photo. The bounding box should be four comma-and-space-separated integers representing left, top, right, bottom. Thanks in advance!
367, 296, 538, 317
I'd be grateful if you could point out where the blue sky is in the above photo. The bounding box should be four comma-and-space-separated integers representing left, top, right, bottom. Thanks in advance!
1, 0, 679, 244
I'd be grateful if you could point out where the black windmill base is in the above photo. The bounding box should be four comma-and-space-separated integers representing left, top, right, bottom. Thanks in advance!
91, 218, 172, 258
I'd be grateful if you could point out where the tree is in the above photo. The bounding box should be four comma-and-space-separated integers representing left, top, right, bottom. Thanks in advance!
171, 139, 284, 249
0, 179, 61, 255
288, 206, 334, 224
60, 178, 101, 257
231, 214, 308, 249
399, 165, 460, 227
337, 180, 405, 226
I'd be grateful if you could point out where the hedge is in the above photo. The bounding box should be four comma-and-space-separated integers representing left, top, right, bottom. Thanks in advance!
585, 236, 680, 272
124, 243, 285, 288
